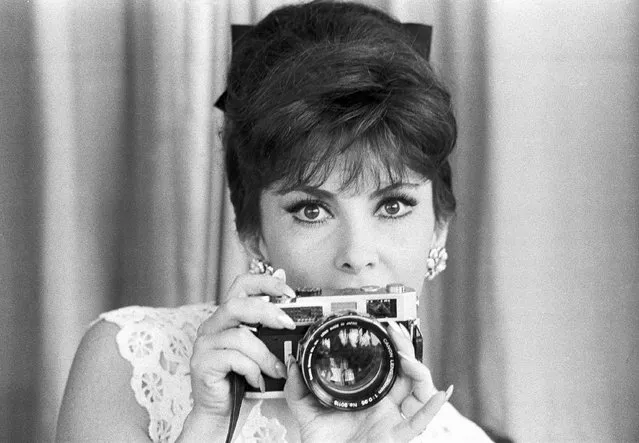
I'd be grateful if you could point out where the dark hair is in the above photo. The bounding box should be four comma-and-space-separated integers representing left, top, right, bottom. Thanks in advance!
223, 0, 457, 243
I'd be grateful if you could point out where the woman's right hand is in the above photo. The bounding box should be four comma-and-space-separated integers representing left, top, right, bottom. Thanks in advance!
177, 270, 296, 441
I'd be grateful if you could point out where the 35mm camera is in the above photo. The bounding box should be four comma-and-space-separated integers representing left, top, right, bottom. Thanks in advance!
245, 284, 423, 411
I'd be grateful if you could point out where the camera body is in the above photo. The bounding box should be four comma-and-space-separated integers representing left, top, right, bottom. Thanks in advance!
245, 283, 423, 403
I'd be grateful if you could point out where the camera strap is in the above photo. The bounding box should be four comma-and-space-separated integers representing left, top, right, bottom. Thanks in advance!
225, 372, 246, 443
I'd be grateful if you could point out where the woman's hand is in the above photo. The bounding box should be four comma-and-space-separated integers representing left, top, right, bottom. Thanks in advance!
284, 320, 452, 443
178, 271, 296, 441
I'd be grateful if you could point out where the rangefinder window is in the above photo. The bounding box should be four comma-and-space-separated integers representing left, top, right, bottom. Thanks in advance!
366, 299, 397, 318
331, 302, 357, 312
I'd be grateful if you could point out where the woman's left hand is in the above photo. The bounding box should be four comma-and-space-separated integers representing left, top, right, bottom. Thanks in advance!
284, 321, 451, 443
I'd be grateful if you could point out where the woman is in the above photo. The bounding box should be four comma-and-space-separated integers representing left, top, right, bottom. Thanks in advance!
57, 1, 492, 442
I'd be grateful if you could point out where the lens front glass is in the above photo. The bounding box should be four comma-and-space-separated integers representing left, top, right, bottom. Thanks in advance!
312, 325, 386, 395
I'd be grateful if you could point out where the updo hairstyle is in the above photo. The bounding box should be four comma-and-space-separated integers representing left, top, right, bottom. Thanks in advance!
222, 0, 457, 244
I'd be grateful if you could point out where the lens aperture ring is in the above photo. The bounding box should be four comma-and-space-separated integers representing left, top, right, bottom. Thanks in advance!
297, 312, 398, 410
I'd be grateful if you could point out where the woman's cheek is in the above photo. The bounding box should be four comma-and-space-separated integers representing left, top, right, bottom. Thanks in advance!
386, 235, 431, 285
267, 236, 323, 284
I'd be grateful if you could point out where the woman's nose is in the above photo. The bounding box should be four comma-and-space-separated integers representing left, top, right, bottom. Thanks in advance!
332, 222, 380, 274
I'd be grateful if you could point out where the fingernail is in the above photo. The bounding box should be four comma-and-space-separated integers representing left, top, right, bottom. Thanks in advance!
444, 384, 454, 401
277, 314, 297, 330
387, 320, 401, 333
273, 268, 286, 281
399, 323, 411, 339
274, 361, 288, 379
283, 286, 297, 299
259, 375, 266, 393
276, 281, 297, 299
286, 354, 296, 372
397, 350, 418, 363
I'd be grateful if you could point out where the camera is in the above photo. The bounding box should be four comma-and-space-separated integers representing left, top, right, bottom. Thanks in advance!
245, 283, 423, 411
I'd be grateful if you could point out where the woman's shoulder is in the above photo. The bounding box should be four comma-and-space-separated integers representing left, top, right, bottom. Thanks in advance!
96, 303, 218, 441
57, 316, 150, 440
58, 303, 218, 442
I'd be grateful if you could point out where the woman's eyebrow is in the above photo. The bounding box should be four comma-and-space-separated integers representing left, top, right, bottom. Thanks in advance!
276, 182, 422, 199
276, 185, 335, 200
370, 182, 421, 198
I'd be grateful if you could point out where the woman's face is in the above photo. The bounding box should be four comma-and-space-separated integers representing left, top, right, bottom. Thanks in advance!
256, 161, 447, 297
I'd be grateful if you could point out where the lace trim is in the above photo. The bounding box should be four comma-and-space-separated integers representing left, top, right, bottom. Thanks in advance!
240, 400, 288, 442
100, 304, 214, 443
418, 403, 494, 442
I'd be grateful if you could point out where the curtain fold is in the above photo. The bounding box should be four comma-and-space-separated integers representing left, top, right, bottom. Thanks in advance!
1, 1, 637, 442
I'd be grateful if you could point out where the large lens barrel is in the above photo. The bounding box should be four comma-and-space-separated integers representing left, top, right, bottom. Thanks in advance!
297, 311, 398, 410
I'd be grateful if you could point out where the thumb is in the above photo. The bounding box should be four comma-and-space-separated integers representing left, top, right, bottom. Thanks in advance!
283, 355, 319, 425
283, 355, 308, 404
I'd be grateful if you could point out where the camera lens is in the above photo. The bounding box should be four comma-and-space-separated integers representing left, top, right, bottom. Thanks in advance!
297, 312, 398, 410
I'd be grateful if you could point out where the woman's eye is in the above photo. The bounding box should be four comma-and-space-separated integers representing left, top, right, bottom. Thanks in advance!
302, 205, 321, 220
288, 201, 332, 224
376, 197, 415, 219
384, 201, 401, 215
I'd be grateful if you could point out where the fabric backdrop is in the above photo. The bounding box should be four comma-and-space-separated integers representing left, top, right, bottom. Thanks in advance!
1, 0, 637, 442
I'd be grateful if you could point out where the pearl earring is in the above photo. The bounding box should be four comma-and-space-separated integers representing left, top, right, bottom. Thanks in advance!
425, 247, 448, 280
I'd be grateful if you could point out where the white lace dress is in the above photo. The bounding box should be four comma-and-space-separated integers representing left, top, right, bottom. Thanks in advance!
99, 304, 493, 443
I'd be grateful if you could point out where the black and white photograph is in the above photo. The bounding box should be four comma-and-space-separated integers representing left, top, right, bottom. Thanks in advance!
1, 0, 637, 442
